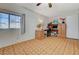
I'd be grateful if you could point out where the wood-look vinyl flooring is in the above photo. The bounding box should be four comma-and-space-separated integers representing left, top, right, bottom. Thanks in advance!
0, 37, 79, 55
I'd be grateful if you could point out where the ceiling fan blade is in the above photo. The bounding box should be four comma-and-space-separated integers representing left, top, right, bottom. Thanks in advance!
48, 3, 52, 8
36, 3, 41, 6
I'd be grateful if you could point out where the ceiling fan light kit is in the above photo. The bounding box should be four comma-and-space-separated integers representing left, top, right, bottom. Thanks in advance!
36, 3, 52, 8
48, 3, 52, 8
36, 3, 41, 6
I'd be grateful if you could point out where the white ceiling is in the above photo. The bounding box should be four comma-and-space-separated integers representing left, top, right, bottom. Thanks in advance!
15, 3, 79, 17
0, 3, 79, 17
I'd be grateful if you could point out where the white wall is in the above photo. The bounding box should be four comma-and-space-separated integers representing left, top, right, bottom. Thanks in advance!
78, 14, 79, 39
0, 29, 21, 47
0, 3, 49, 48
66, 14, 79, 39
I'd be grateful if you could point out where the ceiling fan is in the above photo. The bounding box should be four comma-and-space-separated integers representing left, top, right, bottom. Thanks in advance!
36, 3, 52, 8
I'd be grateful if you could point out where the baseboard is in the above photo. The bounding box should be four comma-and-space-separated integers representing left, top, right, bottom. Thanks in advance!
0, 38, 34, 49
66, 37, 79, 40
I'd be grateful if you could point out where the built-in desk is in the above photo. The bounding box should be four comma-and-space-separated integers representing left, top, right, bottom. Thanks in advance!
35, 30, 45, 40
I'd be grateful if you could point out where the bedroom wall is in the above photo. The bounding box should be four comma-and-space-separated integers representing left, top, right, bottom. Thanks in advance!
0, 3, 49, 48
66, 14, 79, 39
78, 14, 79, 39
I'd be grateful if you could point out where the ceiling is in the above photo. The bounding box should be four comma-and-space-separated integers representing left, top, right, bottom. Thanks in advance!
0, 3, 79, 17
15, 3, 79, 17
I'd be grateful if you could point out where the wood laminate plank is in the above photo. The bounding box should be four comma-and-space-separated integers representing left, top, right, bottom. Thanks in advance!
64, 39, 74, 55
0, 37, 79, 55
0, 49, 3, 55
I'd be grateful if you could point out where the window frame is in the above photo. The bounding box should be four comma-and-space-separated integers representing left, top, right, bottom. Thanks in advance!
0, 11, 22, 29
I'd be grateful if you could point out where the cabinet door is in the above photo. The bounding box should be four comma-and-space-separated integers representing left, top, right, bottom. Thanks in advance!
35, 30, 44, 40
62, 24, 66, 38
58, 24, 62, 37
58, 24, 66, 38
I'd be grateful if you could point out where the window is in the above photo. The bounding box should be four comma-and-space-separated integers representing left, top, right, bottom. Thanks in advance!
10, 15, 21, 28
0, 13, 9, 29
0, 12, 21, 29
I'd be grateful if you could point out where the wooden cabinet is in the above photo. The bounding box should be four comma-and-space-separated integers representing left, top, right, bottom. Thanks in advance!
35, 30, 45, 40
58, 24, 66, 38
58, 24, 62, 37
62, 24, 66, 38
